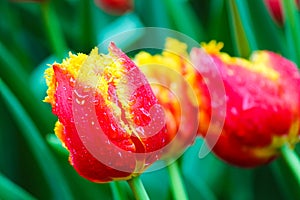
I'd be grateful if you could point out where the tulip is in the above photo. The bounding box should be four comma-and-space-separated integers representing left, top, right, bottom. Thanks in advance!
191, 41, 300, 167
134, 38, 199, 160
264, 0, 300, 25
94, 0, 133, 15
44, 43, 168, 182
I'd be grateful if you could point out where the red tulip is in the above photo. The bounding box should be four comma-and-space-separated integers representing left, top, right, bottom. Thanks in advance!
94, 0, 133, 15
192, 41, 300, 167
44, 43, 168, 182
264, 0, 283, 25
264, 0, 300, 25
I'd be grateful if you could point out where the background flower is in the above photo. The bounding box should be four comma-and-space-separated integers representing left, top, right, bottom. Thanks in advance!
264, 0, 300, 25
192, 41, 300, 167
94, 0, 133, 15
134, 38, 198, 160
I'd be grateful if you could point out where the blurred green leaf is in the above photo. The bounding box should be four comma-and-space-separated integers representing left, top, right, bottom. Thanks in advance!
0, 42, 55, 131
78, 0, 96, 51
182, 138, 225, 199
280, 145, 300, 187
0, 173, 37, 200
142, 167, 170, 200
282, 0, 300, 66
227, 0, 257, 57
0, 79, 73, 200
163, 0, 205, 41
30, 55, 55, 100
97, 13, 144, 50
135, 0, 171, 28
41, 0, 68, 59
253, 165, 286, 200
47, 134, 114, 200
247, 0, 284, 52
46, 134, 69, 156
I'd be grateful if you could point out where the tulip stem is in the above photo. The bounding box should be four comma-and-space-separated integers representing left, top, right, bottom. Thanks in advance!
280, 145, 300, 186
167, 161, 189, 200
110, 181, 126, 200
127, 176, 150, 200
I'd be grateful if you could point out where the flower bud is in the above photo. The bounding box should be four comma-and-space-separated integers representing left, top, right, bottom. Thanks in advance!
44, 43, 167, 182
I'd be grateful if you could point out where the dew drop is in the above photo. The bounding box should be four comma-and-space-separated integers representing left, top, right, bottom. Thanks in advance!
230, 107, 238, 115
140, 107, 150, 117
74, 89, 89, 99
111, 124, 117, 131
118, 152, 122, 158
75, 98, 85, 105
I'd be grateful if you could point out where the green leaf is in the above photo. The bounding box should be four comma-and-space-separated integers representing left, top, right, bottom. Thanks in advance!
46, 134, 69, 157
282, 0, 300, 67
280, 145, 300, 187
97, 13, 144, 50
78, 0, 96, 51
181, 138, 225, 199
226, 0, 257, 57
246, 0, 284, 52
141, 167, 170, 200
135, 0, 171, 28
0, 79, 73, 200
0, 42, 55, 131
163, 0, 205, 41
41, 1, 68, 59
0, 173, 37, 200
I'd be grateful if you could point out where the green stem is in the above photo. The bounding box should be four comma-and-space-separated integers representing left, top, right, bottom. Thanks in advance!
282, 0, 300, 67
41, 1, 68, 59
280, 145, 300, 186
167, 161, 189, 200
110, 181, 126, 200
127, 176, 150, 200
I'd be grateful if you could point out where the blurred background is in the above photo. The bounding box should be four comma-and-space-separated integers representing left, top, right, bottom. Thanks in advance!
0, 0, 300, 199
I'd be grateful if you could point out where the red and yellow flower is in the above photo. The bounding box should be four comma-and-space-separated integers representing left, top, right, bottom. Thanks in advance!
44, 43, 167, 182
134, 38, 199, 159
192, 41, 300, 167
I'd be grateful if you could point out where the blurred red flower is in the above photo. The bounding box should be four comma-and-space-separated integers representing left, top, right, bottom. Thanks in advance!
134, 38, 199, 160
264, 0, 300, 25
192, 41, 300, 167
94, 0, 133, 15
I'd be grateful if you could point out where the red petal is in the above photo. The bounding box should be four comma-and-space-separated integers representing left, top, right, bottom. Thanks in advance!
53, 65, 133, 182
